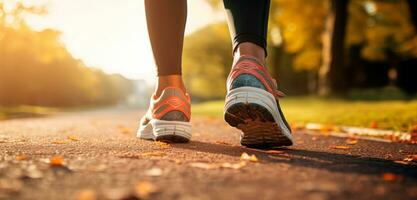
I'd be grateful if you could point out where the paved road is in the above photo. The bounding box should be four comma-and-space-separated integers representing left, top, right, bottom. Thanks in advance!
0, 109, 416, 200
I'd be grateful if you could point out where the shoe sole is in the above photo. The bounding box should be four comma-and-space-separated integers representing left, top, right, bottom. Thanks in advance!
137, 119, 191, 143
224, 87, 293, 148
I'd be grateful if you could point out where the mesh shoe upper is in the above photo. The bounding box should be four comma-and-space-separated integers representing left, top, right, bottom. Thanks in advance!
142, 87, 191, 125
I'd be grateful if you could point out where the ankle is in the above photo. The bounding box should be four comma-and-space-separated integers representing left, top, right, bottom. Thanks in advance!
155, 75, 186, 97
233, 42, 266, 66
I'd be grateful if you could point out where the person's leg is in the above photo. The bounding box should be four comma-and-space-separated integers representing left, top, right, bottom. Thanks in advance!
145, 0, 187, 97
223, 0, 270, 65
223, 0, 293, 148
138, 0, 191, 143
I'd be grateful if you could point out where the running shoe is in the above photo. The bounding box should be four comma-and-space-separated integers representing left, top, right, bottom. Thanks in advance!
137, 87, 191, 143
224, 55, 293, 148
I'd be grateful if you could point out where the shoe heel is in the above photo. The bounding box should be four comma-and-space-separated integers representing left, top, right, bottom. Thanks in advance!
152, 120, 191, 143
224, 87, 293, 148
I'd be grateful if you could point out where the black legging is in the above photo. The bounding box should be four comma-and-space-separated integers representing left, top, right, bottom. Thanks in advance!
223, 0, 270, 56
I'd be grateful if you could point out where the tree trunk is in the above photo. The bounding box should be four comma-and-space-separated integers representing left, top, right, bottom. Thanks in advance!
318, 0, 349, 96
407, 0, 417, 29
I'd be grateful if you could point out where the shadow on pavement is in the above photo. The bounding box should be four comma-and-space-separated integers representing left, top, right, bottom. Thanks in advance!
172, 140, 417, 179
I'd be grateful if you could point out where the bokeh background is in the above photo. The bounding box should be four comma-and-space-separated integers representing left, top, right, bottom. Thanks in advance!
1, 0, 417, 133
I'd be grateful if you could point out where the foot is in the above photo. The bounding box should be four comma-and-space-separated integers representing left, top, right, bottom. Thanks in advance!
137, 87, 191, 143
224, 55, 293, 148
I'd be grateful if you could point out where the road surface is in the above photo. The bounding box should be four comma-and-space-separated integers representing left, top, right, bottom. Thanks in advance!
0, 109, 416, 200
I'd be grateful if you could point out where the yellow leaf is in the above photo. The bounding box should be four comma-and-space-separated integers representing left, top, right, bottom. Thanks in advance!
154, 141, 170, 149
140, 151, 167, 157
135, 181, 158, 199
67, 135, 79, 141
52, 140, 67, 144
240, 152, 258, 162
332, 145, 351, 150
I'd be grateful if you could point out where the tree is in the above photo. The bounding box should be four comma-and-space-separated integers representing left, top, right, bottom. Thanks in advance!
318, 0, 350, 96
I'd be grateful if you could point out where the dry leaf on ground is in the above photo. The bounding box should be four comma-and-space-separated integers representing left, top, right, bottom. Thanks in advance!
221, 162, 247, 169
75, 189, 97, 200
265, 150, 285, 154
49, 156, 64, 166
190, 162, 219, 170
67, 136, 79, 141
144, 168, 163, 176
403, 155, 417, 163
215, 140, 231, 145
135, 181, 158, 199
15, 154, 28, 161
52, 140, 67, 144
140, 151, 167, 157
332, 145, 351, 150
346, 139, 358, 145
154, 141, 170, 149
382, 173, 398, 182
240, 152, 258, 162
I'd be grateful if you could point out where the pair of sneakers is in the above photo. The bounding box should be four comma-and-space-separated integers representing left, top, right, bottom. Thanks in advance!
138, 55, 293, 148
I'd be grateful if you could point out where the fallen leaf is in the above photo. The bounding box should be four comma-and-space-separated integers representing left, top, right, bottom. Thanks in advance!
67, 136, 79, 141
382, 173, 397, 182
15, 154, 28, 161
190, 162, 218, 170
332, 145, 351, 150
154, 141, 170, 149
140, 151, 167, 157
135, 181, 158, 199
265, 150, 285, 154
403, 155, 417, 163
394, 160, 409, 165
311, 137, 318, 141
52, 140, 67, 144
240, 152, 258, 162
220, 162, 247, 169
119, 127, 132, 134
49, 155, 64, 166
75, 189, 97, 200
346, 139, 358, 145
144, 168, 163, 176
215, 140, 231, 145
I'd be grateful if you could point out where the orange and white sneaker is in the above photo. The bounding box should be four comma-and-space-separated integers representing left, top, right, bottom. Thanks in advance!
224, 55, 293, 148
137, 87, 191, 143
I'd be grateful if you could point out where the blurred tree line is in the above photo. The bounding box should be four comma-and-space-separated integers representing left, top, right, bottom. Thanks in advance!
184, 0, 417, 100
0, 2, 133, 107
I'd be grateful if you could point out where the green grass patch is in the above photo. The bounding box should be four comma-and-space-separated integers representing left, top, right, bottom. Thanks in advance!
192, 97, 417, 131
0, 105, 58, 120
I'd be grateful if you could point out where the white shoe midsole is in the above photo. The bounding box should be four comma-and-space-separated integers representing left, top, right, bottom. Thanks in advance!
224, 87, 293, 142
137, 119, 192, 140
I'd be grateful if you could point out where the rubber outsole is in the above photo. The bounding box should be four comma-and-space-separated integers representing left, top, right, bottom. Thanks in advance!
224, 87, 293, 148
155, 135, 189, 143
225, 102, 293, 148
137, 119, 191, 143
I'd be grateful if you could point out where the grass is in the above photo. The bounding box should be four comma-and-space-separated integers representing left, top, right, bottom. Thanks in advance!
192, 97, 417, 132
0, 105, 58, 120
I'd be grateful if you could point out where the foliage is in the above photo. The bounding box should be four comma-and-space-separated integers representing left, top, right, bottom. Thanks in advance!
0, 2, 133, 107
183, 23, 232, 100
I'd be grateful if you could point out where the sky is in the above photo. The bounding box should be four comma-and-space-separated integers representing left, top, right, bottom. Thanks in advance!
19, 0, 224, 83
